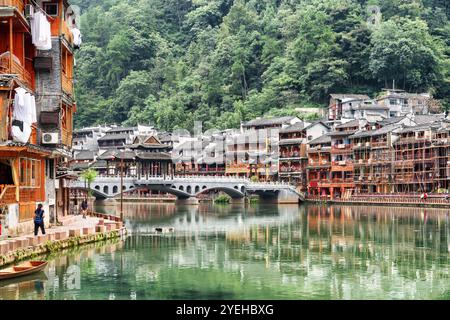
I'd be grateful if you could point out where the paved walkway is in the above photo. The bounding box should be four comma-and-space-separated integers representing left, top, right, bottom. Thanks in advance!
0, 214, 122, 258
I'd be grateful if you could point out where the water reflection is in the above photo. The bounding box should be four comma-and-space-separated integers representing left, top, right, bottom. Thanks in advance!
1, 203, 450, 299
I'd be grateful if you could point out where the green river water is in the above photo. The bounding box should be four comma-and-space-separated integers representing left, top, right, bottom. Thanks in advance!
1, 203, 450, 300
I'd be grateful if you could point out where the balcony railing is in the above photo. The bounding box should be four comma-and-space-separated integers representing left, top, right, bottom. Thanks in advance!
280, 151, 301, 158
331, 144, 353, 153
62, 72, 73, 96
12, 59, 33, 89
279, 167, 302, 173
0, 57, 33, 90
0, 0, 25, 13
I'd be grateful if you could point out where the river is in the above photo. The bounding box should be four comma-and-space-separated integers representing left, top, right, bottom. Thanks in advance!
1, 202, 450, 300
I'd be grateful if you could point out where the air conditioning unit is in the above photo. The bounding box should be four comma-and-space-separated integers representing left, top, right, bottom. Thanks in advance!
25, 4, 34, 19
357, 143, 362, 147
338, 144, 345, 149
368, 176, 373, 181
42, 132, 59, 145
338, 161, 346, 166
359, 176, 364, 181
322, 160, 327, 164
316, 145, 322, 150
359, 159, 363, 164
368, 159, 373, 164
365, 142, 370, 147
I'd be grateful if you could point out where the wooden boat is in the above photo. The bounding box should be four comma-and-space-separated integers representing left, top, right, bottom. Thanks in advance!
0, 261, 48, 280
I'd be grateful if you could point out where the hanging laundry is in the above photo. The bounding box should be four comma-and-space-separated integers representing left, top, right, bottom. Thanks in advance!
31, 11, 52, 51
11, 87, 36, 143
71, 27, 82, 48
30, 95, 37, 123
11, 123, 32, 144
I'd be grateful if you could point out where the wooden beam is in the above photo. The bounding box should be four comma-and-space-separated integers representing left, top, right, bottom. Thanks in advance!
9, 17, 13, 72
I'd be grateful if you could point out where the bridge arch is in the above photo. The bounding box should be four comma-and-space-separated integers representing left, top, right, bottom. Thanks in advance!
103, 186, 109, 194
197, 186, 244, 199
113, 186, 118, 194
186, 185, 192, 194
195, 186, 200, 193
95, 185, 100, 190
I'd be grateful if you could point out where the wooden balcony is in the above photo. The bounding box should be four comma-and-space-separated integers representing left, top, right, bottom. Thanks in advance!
0, 0, 25, 13
0, 58, 34, 90
62, 72, 73, 97
226, 164, 249, 174
331, 144, 353, 154
331, 161, 354, 172
12, 59, 33, 89
61, 128, 72, 147
0, 185, 17, 204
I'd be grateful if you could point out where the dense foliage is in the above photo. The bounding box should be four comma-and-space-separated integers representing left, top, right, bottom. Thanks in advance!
72, 0, 450, 131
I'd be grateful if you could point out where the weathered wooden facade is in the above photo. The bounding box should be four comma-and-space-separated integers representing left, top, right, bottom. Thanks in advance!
0, 0, 78, 237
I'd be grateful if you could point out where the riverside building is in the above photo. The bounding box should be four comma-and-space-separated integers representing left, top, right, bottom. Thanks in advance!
0, 0, 80, 237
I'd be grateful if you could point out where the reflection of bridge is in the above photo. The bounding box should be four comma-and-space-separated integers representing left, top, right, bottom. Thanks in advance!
71, 175, 305, 203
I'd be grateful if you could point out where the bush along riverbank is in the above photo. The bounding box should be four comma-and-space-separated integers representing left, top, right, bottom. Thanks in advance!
214, 195, 232, 204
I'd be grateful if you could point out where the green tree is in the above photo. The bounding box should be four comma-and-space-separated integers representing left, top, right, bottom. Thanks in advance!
80, 169, 98, 197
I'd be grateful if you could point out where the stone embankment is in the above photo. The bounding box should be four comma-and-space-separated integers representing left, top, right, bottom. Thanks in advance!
0, 214, 126, 268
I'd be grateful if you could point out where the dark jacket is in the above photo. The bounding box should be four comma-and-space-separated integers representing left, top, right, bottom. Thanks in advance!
34, 209, 44, 224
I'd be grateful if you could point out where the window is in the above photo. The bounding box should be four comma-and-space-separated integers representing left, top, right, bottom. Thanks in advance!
44, 3, 58, 16
45, 159, 55, 179
19, 158, 41, 188
389, 99, 397, 105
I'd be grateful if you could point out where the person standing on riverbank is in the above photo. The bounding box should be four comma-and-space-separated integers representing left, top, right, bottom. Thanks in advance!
34, 204, 45, 236
81, 199, 88, 219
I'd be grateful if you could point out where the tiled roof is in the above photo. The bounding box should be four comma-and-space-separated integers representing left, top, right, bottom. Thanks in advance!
307, 135, 331, 145
74, 150, 95, 161
280, 122, 305, 133
106, 126, 137, 133
330, 94, 370, 100
350, 124, 401, 139
135, 152, 172, 160
243, 116, 297, 127
335, 119, 361, 129
98, 134, 130, 141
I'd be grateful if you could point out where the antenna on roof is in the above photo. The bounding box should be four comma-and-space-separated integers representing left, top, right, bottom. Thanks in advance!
392, 79, 395, 90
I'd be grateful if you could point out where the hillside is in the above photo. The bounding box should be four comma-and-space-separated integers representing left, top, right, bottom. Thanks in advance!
72, 0, 450, 130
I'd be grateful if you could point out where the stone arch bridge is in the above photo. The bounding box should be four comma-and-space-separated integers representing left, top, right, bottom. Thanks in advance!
71, 175, 305, 204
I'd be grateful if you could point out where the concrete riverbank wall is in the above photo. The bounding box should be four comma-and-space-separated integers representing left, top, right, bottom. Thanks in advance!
0, 214, 126, 268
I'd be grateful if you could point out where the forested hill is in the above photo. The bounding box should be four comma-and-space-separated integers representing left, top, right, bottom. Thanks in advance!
72, 0, 450, 130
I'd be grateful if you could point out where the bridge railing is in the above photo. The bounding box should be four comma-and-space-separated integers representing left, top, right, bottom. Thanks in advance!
73, 174, 299, 189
